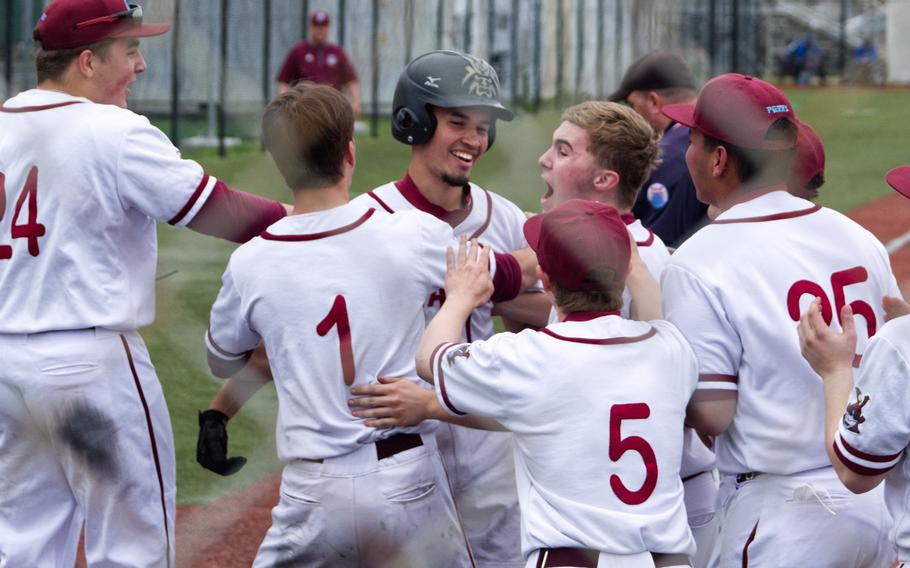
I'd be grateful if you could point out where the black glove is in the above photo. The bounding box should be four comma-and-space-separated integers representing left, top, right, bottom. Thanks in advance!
197, 409, 247, 476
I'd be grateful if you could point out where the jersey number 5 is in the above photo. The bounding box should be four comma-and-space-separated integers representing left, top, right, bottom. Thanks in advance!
609, 403, 658, 505
317, 294, 356, 386
0, 166, 47, 259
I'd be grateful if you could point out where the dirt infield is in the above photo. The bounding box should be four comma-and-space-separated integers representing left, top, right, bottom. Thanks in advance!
72, 192, 910, 567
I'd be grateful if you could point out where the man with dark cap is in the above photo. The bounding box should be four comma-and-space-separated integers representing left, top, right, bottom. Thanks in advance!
277, 10, 361, 116
610, 51, 708, 248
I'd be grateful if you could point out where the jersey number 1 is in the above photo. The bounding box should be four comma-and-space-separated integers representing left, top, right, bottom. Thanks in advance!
0, 166, 47, 259
317, 295, 356, 386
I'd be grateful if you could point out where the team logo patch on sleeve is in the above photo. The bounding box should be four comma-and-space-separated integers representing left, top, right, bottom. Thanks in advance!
646, 183, 669, 210
842, 387, 870, 434
445, 345, 472, 364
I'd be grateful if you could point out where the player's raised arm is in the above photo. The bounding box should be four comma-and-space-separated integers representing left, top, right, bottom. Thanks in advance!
626, 237, 662, 321
416, 237, 493, 382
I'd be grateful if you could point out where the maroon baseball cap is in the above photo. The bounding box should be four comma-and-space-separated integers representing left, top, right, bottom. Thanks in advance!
37, 0, 170, 51
789, 121, 826, 191
663, 73, 797, 150
886, 166, 910, 199
311, 10, 330, 26
523, 200, 631, 293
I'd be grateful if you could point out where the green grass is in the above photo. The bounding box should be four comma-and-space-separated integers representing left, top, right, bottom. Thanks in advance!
155, 88, 908, 505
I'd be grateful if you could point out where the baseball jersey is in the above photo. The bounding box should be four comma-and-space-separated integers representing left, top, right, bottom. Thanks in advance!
833, 315, 910, 559
206, 203, 490, 462
546, 214, 715, 480
352, 174, 531, 341
663, 189, 900, 476
0, 89, 217, 333
632, 122, 708, 248
277, 41, 357, 91
431, 314, 697, 557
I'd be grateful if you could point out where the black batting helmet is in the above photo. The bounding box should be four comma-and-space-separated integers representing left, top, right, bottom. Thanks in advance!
391, 50, 514, 150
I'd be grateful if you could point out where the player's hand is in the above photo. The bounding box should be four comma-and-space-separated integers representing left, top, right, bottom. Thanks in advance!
196, 409, 247, 476
798, 298, 857, 377
446, 236, 493, 309
883, 295, 910, 322
348, 377, 438, 428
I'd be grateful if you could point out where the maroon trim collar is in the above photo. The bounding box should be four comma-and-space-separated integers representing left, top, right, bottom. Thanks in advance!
540, 326, 657, 345
0, 101, 83, 113
619, 213, 655, 246
395, 173, 474, 227
261, 208, 375, 241
712, 203, 821, 225
563, 311, 620, 322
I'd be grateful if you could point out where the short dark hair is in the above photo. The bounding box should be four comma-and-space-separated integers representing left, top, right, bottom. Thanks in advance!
703, 118, 797, 184
32, 28, 114, 84
262, 82, 354, 190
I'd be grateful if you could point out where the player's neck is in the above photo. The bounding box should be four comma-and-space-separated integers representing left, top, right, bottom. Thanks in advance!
37, 78, 87, 101
406, 163, 466, 211
290, 183, 349, 215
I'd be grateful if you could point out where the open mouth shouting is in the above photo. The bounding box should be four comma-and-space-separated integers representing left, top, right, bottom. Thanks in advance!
451, 150, 476, 165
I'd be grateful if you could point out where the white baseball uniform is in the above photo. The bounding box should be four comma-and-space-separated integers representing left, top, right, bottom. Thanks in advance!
206, 203, 476, 567
545, 214, 717, 566
832, 315, 910, 561
0, 89, 229, 566
352, 174, 528, 567
662, 189, 898, 567
431, 314, 697, 566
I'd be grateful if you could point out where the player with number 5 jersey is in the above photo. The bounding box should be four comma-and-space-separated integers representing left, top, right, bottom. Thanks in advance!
661, 74, 898, 565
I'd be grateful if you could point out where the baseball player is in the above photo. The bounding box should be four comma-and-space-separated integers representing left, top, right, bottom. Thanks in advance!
409, 199, 696, 567
0, 1, 289, 565
537, 100, 718, 567
609, 51, 708, 248
206, 82, 498, 567
797, 166, 910, 564
788, 120, 826, 201
200, 50, 533, 567
661, 73, 898, 566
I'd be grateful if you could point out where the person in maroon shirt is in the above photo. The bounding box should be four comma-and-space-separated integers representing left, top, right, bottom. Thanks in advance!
277, 10, 361, 116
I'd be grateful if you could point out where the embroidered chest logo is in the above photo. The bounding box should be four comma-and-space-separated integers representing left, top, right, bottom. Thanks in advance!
462, 55, 500, 99
446, 345, 472, 364
842, 386, 870, 434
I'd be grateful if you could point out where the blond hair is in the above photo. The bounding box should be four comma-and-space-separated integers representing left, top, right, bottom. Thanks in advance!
562, 101, 661, 209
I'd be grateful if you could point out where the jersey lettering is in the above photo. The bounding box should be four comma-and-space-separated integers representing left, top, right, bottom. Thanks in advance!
317, 294, 356, 386
787, 266, 877, 338
427, 288, 446, 308
0, 166, 47, 259
609, 403, 658, 505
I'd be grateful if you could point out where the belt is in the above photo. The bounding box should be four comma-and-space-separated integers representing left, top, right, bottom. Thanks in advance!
375, 433, 423, 460
535, 548, 690, 568
735, 471, 762, 484
681, 470, 711, 483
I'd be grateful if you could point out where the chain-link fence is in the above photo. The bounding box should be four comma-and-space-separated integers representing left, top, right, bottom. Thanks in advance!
0, 0, 889, 144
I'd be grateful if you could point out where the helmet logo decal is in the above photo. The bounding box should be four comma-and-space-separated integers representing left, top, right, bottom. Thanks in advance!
424, 76, 441, 89
462, 55, 499, 99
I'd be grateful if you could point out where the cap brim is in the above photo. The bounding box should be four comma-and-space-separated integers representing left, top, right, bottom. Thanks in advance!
886, 166, 910, 199
607, 87, 628, 102
110, 22, 171, 41
662, 102, 697, 128
522, 214, 544, 252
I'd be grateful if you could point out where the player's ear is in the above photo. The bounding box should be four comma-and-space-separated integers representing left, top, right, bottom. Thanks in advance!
711, 144, 729, 179
76, 49, 96, 78
345, 140, 356, 168
537, 266, 552, 293
593, 169, 620, 193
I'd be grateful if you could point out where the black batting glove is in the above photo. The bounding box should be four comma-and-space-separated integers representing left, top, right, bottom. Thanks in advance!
197, 409, 247, 476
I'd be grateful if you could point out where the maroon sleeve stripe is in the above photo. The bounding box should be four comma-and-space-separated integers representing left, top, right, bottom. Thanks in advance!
838, 433, 903, 463
435, 343, 468, 416
206, 327, 251, 359
636, 229, 655, 247
490, 252, 522, 303
833, 440, 896, 476
168, 173, 210, 225
698, 374, 738, 384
